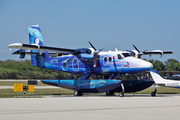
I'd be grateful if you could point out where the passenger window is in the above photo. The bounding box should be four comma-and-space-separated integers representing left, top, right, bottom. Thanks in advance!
109, 57, 112, 61
117, 54, 122, 59
74, 59, 77, 63
104, 57, 107, 61
84, 59, 88, 62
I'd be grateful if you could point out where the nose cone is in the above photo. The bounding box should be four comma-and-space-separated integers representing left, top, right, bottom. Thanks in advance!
140, 59, 153, 70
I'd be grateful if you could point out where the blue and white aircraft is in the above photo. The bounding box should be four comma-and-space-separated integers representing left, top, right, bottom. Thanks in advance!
7, 25, 173, 97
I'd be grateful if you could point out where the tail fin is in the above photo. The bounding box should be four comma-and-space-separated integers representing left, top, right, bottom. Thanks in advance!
28, 25, 49, 67
28, 25, 45, 46
149, 70, 166, 84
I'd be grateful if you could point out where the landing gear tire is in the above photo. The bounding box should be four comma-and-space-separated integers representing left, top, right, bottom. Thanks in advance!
106, 91, 115, 96
151, 83, 157, 97
74, 90, 83, 96
151, 92, 156, 97
119, 92, 124, 97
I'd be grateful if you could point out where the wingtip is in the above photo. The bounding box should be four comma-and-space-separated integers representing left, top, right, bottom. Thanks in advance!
7, 43, 23, 48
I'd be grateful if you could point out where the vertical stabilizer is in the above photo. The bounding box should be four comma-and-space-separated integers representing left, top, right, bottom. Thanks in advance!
28, 25, 45, 46
28, 25, 49, 67
149, 70, 166, 84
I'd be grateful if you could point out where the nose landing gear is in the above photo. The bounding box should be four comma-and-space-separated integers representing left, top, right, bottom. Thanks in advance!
151, 83, 157, 97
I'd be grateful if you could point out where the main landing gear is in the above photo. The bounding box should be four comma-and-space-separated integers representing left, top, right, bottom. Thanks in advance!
74, 90, 83, 96
106, 82, 125, 97
106, 91, 115, 96
151, 83, 157, 97
119, 83, 125, 97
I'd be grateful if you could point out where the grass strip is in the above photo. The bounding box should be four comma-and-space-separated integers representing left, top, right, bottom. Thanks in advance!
1, 87, 180, 98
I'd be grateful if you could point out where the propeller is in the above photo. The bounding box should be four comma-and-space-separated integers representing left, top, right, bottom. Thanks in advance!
88, 41, 104, 67
132, 44, 147, 58
132, 44, 140, 53
88, 41, 97, 51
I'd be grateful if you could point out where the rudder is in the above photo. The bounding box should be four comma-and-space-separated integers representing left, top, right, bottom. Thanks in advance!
149, 70, 166, 83
28, 25, 49, 67
28, 25, 45, 46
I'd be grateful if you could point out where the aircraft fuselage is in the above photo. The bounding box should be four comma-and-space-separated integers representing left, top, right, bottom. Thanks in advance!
32, 49, 153, 75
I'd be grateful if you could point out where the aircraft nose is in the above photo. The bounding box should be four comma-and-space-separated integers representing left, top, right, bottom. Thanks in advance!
142, 60, 153, 70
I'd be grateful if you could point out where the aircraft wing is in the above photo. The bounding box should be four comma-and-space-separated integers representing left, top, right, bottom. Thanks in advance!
12, 49, 70, 57
129, 49, 173, 58
131, 44, 173, 58
142, 50, 173, 55
7, 43, 78, 54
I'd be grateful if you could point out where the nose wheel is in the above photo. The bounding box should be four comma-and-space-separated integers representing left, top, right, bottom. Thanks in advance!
119, 92, 124, 97
151, 83, 157, 97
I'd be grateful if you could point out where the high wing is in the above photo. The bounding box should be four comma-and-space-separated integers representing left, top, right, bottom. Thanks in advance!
140, 50, 173, 57
142, 50, 173, 55
130, 44, 173, 58
7, 43, 79, 54
12, 49, 70, 58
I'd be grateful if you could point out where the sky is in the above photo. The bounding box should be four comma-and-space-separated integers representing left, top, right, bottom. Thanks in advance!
0, 0, 180, 63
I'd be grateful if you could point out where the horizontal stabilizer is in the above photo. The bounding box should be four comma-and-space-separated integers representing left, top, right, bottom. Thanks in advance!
12, 49, 26, 58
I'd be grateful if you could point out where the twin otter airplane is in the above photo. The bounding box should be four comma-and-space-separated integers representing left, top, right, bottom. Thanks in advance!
8, 25, 173, 97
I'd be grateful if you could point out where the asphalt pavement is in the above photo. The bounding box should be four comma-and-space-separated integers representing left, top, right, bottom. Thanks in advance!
0, 94, 180, 120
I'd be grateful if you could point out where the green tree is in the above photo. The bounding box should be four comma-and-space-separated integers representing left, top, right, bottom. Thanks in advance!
148, 59, 165, 71
164, 59, 179, 65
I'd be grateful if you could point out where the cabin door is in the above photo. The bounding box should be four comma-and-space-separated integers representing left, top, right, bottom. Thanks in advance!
72, 58, 79, 71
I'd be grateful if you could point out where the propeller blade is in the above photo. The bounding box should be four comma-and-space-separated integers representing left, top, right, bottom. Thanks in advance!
142, 49, 148, 53
88, 41, 96, 51
99, 48, 104, 52
133, 44, 140, 53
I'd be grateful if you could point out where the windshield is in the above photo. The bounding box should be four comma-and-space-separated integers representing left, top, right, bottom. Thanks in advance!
122, 53, 132, 58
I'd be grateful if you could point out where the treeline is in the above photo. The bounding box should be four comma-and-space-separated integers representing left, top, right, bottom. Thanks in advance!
0, 60, 70, 79
148, 59, 180, 72
0, 59, 179, 79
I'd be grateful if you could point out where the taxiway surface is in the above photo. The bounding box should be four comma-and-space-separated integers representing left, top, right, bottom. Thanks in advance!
0, 94, 180, 120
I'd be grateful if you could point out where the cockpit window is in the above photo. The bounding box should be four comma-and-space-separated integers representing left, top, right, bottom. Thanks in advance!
130, 52, 135, 57
117, 54, 122, 59
122, 53, 132, 58
86, 49, 91, 54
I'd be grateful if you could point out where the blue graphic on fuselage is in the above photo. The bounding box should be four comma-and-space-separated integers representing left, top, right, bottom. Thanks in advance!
28, 25, 153, 75
41, 79, 120, 93
28, 25, 45, 45
33, 38, 44, 46
41, 79, 153, 93
30, 51, 153, 74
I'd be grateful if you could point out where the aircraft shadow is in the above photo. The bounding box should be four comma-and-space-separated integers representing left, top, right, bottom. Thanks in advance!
48, 94, 178, 98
